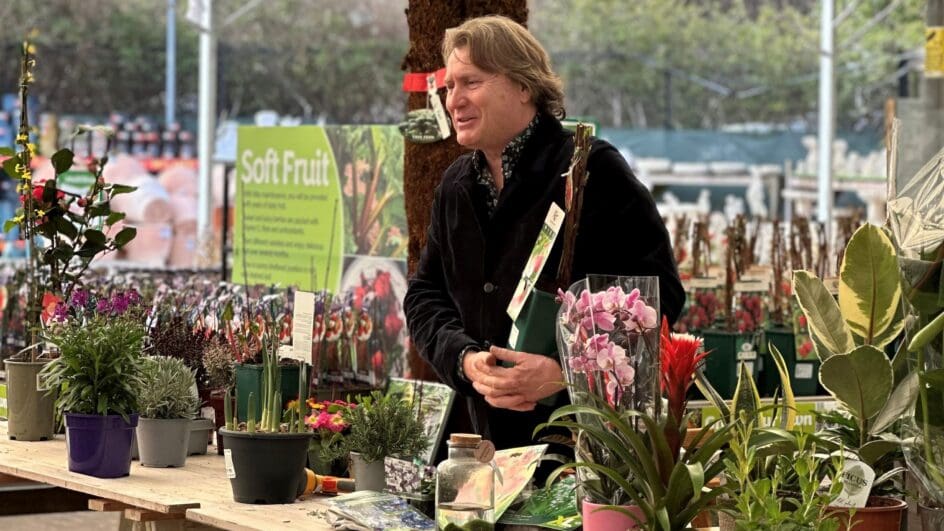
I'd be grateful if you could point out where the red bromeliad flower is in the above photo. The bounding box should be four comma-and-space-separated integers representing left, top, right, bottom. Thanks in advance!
660, 316, 708, 427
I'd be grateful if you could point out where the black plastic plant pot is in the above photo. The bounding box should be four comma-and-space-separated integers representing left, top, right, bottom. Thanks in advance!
218, 428, 312, 504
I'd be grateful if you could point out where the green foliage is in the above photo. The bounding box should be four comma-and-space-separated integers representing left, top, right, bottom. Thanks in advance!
838, 224, 903, 346
326, 391, 429, 464
723, 419, 844, 530
39, 315, 147, 422
138, 356, 199, 419
819, 345, 893, 426
0, 1, 923, 128
536, 391, 735, 530
813, 409, 904, 497
532, 0, 924, 128
793, 224, 912, 496
792, 271, 854, 359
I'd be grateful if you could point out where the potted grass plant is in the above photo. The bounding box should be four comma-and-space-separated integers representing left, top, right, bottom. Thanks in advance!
218, 307, 314, 504
136, 356, 200, 467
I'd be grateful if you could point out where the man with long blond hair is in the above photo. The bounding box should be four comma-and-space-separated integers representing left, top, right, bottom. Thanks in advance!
405, 16, 683, 459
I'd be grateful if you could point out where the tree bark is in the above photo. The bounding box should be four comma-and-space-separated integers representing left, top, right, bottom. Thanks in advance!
402, 0, 527, 380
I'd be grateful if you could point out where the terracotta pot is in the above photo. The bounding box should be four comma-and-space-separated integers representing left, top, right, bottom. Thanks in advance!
827, 496, 907, 531
581, 498, 645, 530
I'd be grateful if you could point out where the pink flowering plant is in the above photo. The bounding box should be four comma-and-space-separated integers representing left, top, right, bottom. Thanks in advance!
305, 398, 355, 463
557, 276, 660, 412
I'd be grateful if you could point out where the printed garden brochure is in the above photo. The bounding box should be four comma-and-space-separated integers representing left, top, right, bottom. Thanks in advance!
325, 491, 435, 530
498, 475, 580, 530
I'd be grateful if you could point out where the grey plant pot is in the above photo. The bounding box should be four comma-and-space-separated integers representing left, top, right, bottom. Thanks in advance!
920, 503, 944, 531
350, 451, 385, 492
136, 417, 191, 467
4, 360, 56, 441
188, 418, 215, 455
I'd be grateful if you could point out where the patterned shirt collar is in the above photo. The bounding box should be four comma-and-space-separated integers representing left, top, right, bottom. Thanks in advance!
472, 113, 540, 215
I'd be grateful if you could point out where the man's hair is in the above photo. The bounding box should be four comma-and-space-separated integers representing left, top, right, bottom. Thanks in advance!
443, 15, 565, 119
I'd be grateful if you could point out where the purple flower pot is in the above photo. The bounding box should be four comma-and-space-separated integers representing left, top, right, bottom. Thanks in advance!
65, 413, 138, 478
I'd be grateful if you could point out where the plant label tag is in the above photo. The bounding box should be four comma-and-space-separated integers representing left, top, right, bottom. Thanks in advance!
224, 449, 236, 479
427, 74, 451, 140
832, 459, 874, 508
475, 440, 496, 464
736, 342, 757, 361
35, 371, 51, 392
291, 291, 315, 363
794, 363, 814, 380
506, 202, 565, 321
508, 324, 519, 349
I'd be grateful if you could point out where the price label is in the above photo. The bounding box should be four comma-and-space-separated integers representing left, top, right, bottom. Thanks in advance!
224, 449, 236, 479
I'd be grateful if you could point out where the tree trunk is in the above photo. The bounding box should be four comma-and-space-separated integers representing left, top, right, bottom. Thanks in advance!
402, 1, 528, 380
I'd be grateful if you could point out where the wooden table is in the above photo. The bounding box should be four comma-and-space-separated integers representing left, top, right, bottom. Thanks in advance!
0, 421, 334, 530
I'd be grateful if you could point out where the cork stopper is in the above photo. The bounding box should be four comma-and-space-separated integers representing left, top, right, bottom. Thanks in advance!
448, 433, 482, 447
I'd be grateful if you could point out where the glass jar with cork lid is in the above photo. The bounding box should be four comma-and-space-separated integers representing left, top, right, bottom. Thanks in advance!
435, 433, 495, 530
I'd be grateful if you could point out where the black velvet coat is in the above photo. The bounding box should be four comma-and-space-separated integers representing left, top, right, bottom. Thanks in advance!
404, 115, 684, 451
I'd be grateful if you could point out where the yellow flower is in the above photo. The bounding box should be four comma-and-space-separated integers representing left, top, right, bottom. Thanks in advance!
27, 143, 36, 156
11, 215, 23, 224
26, 44, 36, 55
35, 209, 45, 217
286, 399, 299, 412
15, 133, 28, 144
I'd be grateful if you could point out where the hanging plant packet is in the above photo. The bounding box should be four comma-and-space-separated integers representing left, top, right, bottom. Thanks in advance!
506, 203, 566, 406
398, 74, 451, 144
398, 109, 448, 144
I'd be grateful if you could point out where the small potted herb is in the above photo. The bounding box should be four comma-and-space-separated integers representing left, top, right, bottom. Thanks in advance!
324, 390, 428, 492
136, 356, 200, 467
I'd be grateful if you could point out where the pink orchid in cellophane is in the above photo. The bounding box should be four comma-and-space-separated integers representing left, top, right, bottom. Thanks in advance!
556, 275, 661, 416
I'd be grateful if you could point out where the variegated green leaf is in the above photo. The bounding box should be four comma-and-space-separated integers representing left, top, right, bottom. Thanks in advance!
793, 270, 855, 359
838, 224, 902, 345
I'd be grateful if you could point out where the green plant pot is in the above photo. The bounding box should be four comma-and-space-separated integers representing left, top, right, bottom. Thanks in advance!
4, 359, 56, 441
763, 327, 819, 397
235, 363, 310, 422
701, 330, 761, 399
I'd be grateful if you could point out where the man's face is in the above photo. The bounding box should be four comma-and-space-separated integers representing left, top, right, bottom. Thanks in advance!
445, 47, 532, 154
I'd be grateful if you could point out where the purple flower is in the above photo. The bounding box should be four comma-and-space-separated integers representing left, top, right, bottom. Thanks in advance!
71, 289, 89, 308
96, 298, 111, 314
53, 301, 69, 322
110, 294, 130, 315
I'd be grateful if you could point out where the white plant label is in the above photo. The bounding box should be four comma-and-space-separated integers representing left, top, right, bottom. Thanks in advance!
831, 459, 874, 508
224, 449, 236, 479
428, 75, 451, 140
794, 363, 814, 380
290, 291, 315, 363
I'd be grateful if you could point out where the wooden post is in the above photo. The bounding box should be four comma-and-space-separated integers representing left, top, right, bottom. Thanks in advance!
402, 0, 528, 380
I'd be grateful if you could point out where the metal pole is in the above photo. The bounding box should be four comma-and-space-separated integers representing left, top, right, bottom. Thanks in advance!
197, 0, 216, 240
664, 69, 672, 130
165, 0, 176, 126
817, 0, 835, 237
